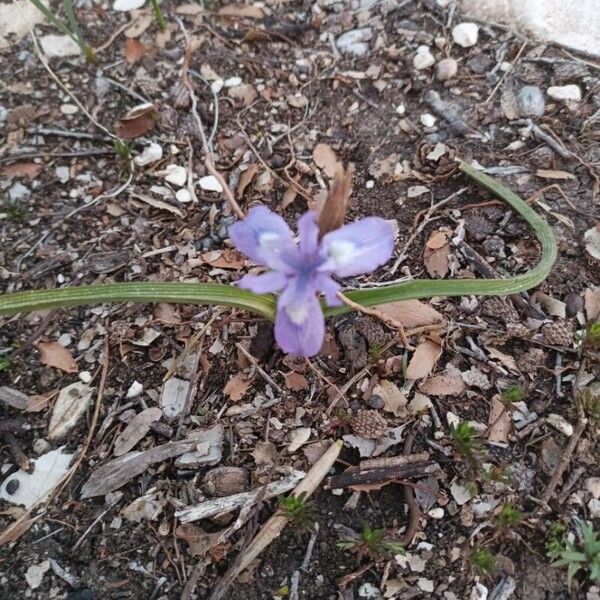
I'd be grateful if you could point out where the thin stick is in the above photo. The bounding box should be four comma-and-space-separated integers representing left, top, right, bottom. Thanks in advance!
540, 417, 587, 506
398, 429, 421, 546
176, 17, 244, 220
235, 342, 285, 395
485, 41, 527, 105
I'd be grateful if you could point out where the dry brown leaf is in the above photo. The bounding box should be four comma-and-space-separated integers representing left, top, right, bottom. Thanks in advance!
425, 230, 449, 250
228, 84, 257, 107
201, 249, 245, 269
584, 288, 600, 321
26, 390, 58, 413
419, 373, 465, 396
536, 169, 576, 180
223, 373, 252, 401
124, 38, 153, 64
1, 162, 42, 179
284, 372, 309, 391
237, 164, 259, 197
36, 342, 77, 373
312, 143, 338, 178
252, 440, 279, 466
488, 395, 511, 443
373, 380, 408, 418
423, 243, 450, 278
405, 340, 442, 380
317, 163, 353, 236
0, 516, 36, 546
487, 347, 520, 373
217, 4, 264, 18
377, 299, 444, 329
116, 103, 156, 139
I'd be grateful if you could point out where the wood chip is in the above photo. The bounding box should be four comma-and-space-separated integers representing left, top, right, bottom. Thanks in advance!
405, 340, 442, 380
488, 395, 511, 443
373, 380, 408, 418
48, 383, 93, 440
0, 386, 29, 410
217, 4, 264, 18
113, 407, 162, 456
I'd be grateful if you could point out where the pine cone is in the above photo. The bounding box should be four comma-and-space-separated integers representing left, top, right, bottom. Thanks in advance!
542, 320, 574, 347
506, 322, 532, 339
520, 347, 546, 374
356, 317, 388, 346
482, 297, 519, 322
352, 410, 387, 439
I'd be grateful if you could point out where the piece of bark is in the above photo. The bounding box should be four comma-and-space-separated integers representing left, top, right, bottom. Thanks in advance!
113, 407, 162, 456
0, 386, 29, 410
327, 461, 439, 489
359, 452, 430, 471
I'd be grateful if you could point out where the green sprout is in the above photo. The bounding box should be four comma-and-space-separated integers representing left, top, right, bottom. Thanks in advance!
550, 519, 600, 589
150, 0, 167, 31
278, 492, 317, 532
0, 354, 12, 373
450, 421, 481, 473
584, 321, 600, 350
368, 342, 384, 362
337, 524, 404, 561
3, 198, 27, 222
546, 521, 568, 560
470, 547, 496, 577
494, 502, 523, 529
483, 464, 509, 484
27, 0, 96, 63
113, 138, 133, 179
502, 385, 525, 403
578, 387, 600, 424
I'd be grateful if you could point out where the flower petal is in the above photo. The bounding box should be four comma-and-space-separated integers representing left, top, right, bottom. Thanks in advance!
238, 271, 288, 294
228, 206, 295, 271
315, 273, 342, 306
319, 217, 395, 277
275, 294, 325, 357
297, 211, 319, 255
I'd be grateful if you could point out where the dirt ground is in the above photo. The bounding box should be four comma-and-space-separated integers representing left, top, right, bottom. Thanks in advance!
1, 1, 599, 599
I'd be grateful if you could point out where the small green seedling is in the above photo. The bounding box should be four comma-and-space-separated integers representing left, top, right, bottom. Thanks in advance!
337, 524, 404, 561
150, 0, 167, 31
494, 502, 523, 530
502, 385, 525, 403
578, 387, 600, 424
483, 465, 509, 484
368, 342, 383, 362
3, 199, 27, 222
470, 547, 496, 577
546, 520, 568, 560
584, 321, 600, 350
550, 519, 600, 588
0, 354, 12, 373
27, 0, 96, 62
450, 421, 481, 473
278, 492, 317, 532
113, 138, 133, 179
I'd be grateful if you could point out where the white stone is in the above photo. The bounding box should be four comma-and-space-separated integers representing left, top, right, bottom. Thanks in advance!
395, 103, 406, 115
55, 166, 70, 183
224, 76, 243, 87
450, 481, 473, 505
9, 182, 29, 201
452, 22, 479, 47
546, 413, 574, 436
358, 582, 382, 599
176, 188, 193, 203
470, 582, 488, 600
585, 477, 600, 500
417, 578, 435, 593
413, 45, 435, 70
446, 411, 460, 428
436, 57, 458, 81
164, 164, 187, 187
547, 84, 582, 102
420, 113, 436, 128
588, 498, 600, 518
365, 179, 375, 189
517, 86, 545, 116
134, 142, 163, 167
336, 28, 373, 57
211, 79, 224, 94
57, 333, 72, 347
428, 507, 445, 519
40, 34, 81, 58
32, 438, 50, 455
127, 380, 143, 398
60, 103, 78, 115
79, 371, 92, 384
0, 0, 46, 51
461, 0, 600, 58
198, 175, 224, 193
113, 0, 145, 10
25, 561, 50, 590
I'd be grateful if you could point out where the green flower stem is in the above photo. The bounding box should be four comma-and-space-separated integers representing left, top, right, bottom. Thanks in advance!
150, 0, 167, 31
0, 163, 557, 320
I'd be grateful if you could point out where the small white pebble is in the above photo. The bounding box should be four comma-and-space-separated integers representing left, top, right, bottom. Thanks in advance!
164, 164, 187, 187
60, 103, 78, 115
57, 333, 72, 347
546, 413, 574, 436
428, 507, 445, 519
395, 103, 406, 115
175, 188, 192, 203
55, 166, 70, 183
420, 113, 436, 128
365, 179, 375, 189
413, 45, 435, 70
547, 84, 582, 102
452, 22, 479, 48
224, 76, 242, 87
79, 371, 92, 384
417, 578, 435, 593
198, 175, 224, 193
127, 380, 143, 398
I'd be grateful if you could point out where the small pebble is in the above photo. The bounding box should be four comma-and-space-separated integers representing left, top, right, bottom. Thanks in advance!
79, 371, 92, 383
198, 175, 223, 193
413, 45, 435, 70
546, 413, 574, 437
369, 394, 384, 409
420, 113, 436, 128
55, 165, 70, 183
5, 479, 19, 495
395, 103, 406, 115
9, 182, 29, 201
33, 438, 50, 455
517, 85, 545, 117
417, 578, 435, 593
365, 179, 375, 189
435, 57, 458, 81
547, 84, 582, 102
163, 164, 187, 187
428, 507, 444, 519
126, 380, 143, 398
224, 76, 242, 87
336, 28, 373, 57
60, 103, 78, 115
175, 188, 192, 203
452, 22, 479, 48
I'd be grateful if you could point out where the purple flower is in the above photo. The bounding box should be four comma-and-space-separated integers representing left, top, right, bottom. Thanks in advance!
229, 207, 395, 357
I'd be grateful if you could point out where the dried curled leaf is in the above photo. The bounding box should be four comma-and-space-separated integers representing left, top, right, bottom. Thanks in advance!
317, 162, 354, 236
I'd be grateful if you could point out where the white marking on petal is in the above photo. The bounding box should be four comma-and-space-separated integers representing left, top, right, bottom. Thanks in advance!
327, 240, 356, 267
259, 232, 281, 252
285, 302, 309, 325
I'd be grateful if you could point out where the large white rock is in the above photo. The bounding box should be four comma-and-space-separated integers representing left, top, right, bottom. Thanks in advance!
452, 22, 479, 47
0, 0, 47, 50
461, 0, 600, 58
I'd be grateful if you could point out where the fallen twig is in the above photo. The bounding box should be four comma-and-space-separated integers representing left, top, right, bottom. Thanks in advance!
207, 440, 342, 600
398, 429, 421, 546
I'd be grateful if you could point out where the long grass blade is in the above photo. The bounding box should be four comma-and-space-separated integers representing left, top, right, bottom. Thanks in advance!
26, 0, 76, 41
